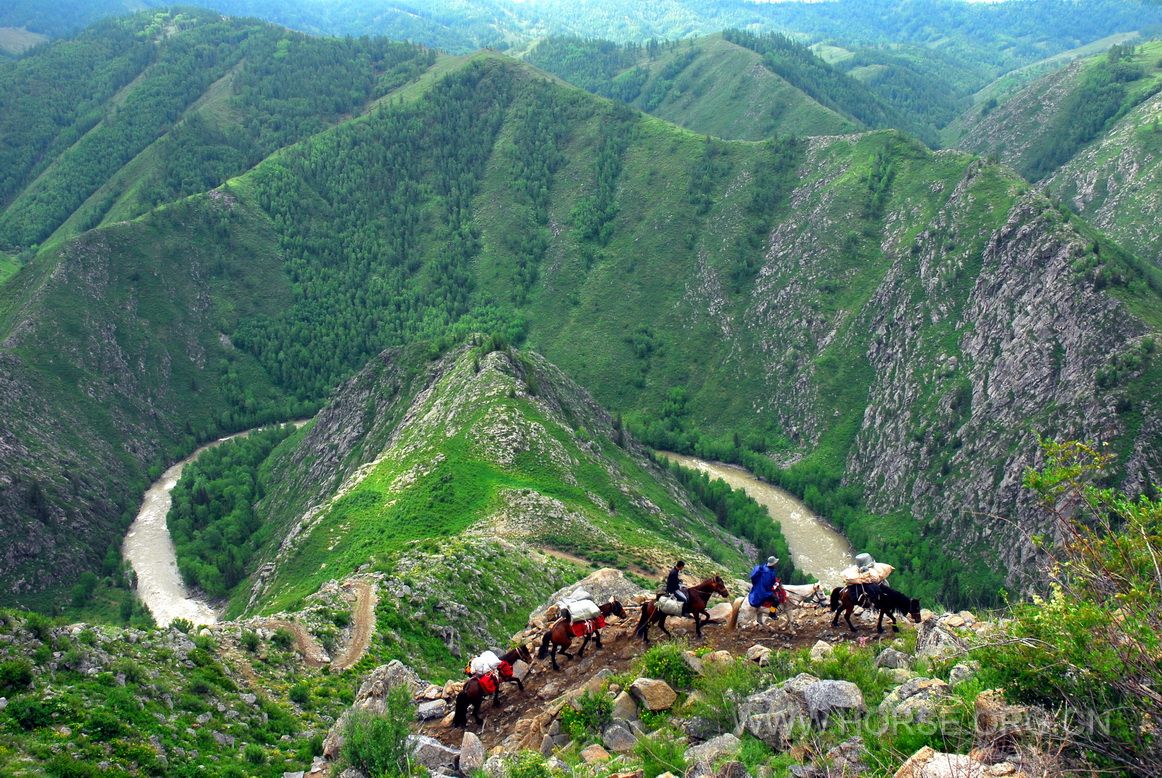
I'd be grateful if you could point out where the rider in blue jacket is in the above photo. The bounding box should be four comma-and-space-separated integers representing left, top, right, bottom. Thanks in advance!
748, 556, 781, 609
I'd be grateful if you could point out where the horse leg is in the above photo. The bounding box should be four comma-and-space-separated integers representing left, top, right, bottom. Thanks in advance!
877, 610, 885, 634
889, 612, 899, 633
657, 614, 672, 638
594, 630, 603, 650
577, 634, 591, 659
493, 687, 503, 708
694, 611, 705, 638
473, 700, 484, 726
831, 597, 842, 628
844, 605, 857, 632
550, 643, 560, 671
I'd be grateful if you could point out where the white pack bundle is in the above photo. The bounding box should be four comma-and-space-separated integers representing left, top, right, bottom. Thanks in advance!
842, 562, 894, 585
469, 650, 502, 675
656, 596, 684, 616
567, 599, 602, 623
555, 587, 593, 616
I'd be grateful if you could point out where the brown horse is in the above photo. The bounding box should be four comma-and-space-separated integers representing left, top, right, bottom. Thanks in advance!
452, 644, 533, 729
635, 576, 730, 643
537, 599, 627, 671
829, 584, 921, 633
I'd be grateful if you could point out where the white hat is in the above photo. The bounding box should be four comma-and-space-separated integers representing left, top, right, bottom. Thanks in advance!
767, 556, 779, 566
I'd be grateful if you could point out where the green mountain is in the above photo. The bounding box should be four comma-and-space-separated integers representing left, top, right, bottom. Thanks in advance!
0, 9, 436, 254
526, 35, 858, 141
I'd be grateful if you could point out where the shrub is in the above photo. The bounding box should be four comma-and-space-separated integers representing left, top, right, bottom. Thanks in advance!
559, 690, 612, 743
240, 631, 260, 652
170, 618, 193, 634
271, 627, 294, 650
25, 612, 53, 641
635, 731, 687, 778
243, 743, 266, 765
641, 641, 694, 689
340, 685, 413, 776
689, 657, 762, 734
506, 750, 553, 778
0, 658, 33, 692
989, 440, 1162, 773
86, 710, 125, 740
288, 682, 311, 707
8, 696, 55, 730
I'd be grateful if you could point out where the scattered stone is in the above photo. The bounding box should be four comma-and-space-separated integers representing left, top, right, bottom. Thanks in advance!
716, 761, 750, 778
685, 733, 741, 765
459, 731, 485, 775
893, 745, 1004, 778
804, 680, 866, 726
883, 668, 918, 684
707, 603, 734, 623
685, 761, 713, 778
702, 650, 734, 666
630, 678, 677, 711
915, 620, 967, 660
874, 647, 913, 670
682, 651, 706, 676
407, 734, 458, 774
211, 732, 234, 748
809, 640, 833, 662
974, 689, 1044, 754
604, 722, 638, 753
825, 737, 869, 775
880, 678, 952, 724
747, 644, 773, 665
580, 744, 611, 764
512, 659, 531, 683
416, 699, 447, 721
0, 698, 6, 711
482, 754, 507, 778
612, 690, 639, 721
240, 693, 257, 705
949, 662, 980, 687
539, 733, 569, 756
684, 716, 719, 742
282, 772, 305, 778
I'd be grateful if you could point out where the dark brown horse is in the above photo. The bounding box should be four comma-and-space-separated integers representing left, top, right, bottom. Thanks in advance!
635, 576, 730, 643
537, 599, 627, 671
452, 644, 533, 728
829, 584, 921, 633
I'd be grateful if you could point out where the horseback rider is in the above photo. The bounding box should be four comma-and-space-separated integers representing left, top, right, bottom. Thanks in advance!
666, 560, 688, 613
748, 555, 781, 615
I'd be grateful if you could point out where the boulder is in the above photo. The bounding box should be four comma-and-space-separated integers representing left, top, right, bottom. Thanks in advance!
684, 716, 719, 742
809, 640, 834, 662
914, 620, 967, 660
482, 754, 507, 778
883, 668, 917, 685
702, 650, 734, 666
974, 689, 1044, 754
530, 569, 647, 625
612, 690, 639, 721
416, 699, 447, 721
825, 737, 868, 775
459, 732, 485, 775
744, 709, 795, 750
949, 662, 979, 687
512, 659, 531, 683
804, 680, 866, 726
879, 678, 952, 724
874, 648, 913, 670
580, 744, 612, 764
685, 762, 713, 778
407, 735, 458, 774
603, 722, 638, 753
893, 746, 995, 778
539, 733, 570, 756
715, 762, 750, 778
746, 644, 773, 665
685, 733, 741, 765
630, 678, 677, 711
682, 651, 706, 676
707, 603, 734, 623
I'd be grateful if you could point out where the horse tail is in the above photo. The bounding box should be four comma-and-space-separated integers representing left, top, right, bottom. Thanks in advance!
634, 603, 652, 639
537, 629, 551, 660
829, 586, 842, 613
452, 689, 469, 728
727, 597, 741, 630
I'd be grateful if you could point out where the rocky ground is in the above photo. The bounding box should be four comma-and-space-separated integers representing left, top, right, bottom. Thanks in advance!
310, 570, 1054, 778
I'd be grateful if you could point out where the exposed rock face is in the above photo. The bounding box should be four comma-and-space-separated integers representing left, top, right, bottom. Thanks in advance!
879, 678, 953, 724
630, 678, 677, 711
804, 680, 866, 725
529, 568, 649, 626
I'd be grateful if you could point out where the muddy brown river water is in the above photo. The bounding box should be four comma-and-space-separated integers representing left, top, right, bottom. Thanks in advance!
659, 452, 855, 585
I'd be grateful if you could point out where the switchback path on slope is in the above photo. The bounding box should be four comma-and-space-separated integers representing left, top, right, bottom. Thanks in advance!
252, 579, 377, 671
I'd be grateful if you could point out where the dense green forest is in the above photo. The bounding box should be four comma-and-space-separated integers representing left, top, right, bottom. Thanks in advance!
168, 425, 298, 598
0, 10, 434, 252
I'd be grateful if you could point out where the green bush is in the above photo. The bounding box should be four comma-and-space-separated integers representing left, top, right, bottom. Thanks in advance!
25, 612, 53, 641
340, 685, 414, 776
241, 631, 260, 652
8, 696, 55, 730
288, 682, 311, 707
641, 641, 694, 689
506, 751, 553, 778
243, 743, 266, 765
271, 627, 294, 650
170, 618, 193, 634
635, 731, 687, 778
559, 690, 612, 743
689, 657, 762, 734
0, 658, 33, 692
86, 710, 125, 741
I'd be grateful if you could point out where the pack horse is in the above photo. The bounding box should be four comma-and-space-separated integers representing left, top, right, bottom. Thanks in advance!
538, 597, 627, 671
452, 644, 533, 729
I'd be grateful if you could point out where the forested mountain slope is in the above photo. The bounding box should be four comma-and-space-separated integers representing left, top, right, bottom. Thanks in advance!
0, 9, 436, 255
954, 40, 1162, 267
1, 51, 1158, 608
526, 35, 858, 141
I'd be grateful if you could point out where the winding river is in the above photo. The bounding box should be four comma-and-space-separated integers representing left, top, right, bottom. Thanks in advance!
122, 422, 308, 627
659, 452, 854, 585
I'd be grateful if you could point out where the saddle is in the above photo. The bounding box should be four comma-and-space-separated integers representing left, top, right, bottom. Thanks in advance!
569, 615, 606, 637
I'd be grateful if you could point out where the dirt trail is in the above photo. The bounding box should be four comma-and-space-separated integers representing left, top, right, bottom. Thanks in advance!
332, 581, 377, 671
419, 602, 899, 752
252, 579, 377, 671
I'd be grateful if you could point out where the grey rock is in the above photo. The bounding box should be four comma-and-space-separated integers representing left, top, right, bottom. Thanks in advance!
407, 734, 458, 774
825, 737, 869, 775
684, 733, 740, 765
804, 680, 866, 726
211, 732, 234, 748
683, 716, 720, 742
459, 731, 485, 774
240, 693, 257, 705
949, 661, 980, 687
539, 733, 570, 756
612, 690, 638, 721
880, 678, 952, 725
416, 699, 447, 721
685, 762, 714, 778
482, 754, 507, 778
603, 722, 638, 753
282, 772, 305, 778
716, 761, 751, 778
874, 647, 913, 670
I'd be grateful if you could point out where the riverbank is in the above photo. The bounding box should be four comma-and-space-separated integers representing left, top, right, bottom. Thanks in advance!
658, 452, 854, 585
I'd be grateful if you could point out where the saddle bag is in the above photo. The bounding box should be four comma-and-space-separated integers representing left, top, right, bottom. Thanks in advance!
657, 596, 684, 616
570, 615, 606, 637
477, 672, 499, 695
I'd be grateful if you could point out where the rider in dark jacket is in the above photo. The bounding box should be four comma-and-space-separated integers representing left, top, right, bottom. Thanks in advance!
666, 560, 688, 613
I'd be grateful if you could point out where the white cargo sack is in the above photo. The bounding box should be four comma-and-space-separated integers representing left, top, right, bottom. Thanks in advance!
555, 587, 594, 617
469, 651, 502, 675
566, 599, 601, 623
842, 562, 894, 585
657, 596, 684, 616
